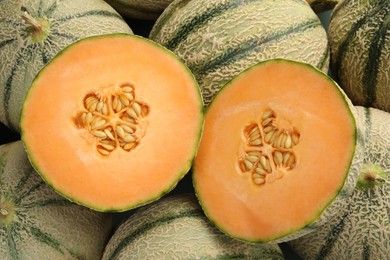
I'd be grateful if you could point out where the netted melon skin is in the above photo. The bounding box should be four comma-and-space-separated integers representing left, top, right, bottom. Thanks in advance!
150, 0, 329, 106
0, 141, 113, 260
328, 0, 390, 112
103, 194, 284, 260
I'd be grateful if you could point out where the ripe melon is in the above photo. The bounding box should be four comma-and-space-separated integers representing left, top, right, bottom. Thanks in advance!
288, 106, 390, 259
328, 0, 390, 112
0, 141, 113, 259
149, 0, 330, 106
104, 0, 173, 20
20, 34, 204, 212
0, 0, 133, 132
193, 59, 364, 243
102, 194, 285, 259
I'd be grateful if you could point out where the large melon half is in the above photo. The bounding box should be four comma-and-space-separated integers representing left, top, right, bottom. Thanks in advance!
20, 34, 204, 212
193, 59, 364, 243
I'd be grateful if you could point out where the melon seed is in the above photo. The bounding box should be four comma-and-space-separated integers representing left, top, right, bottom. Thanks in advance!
133, 102, 142, 116
246, 155, 258, 163
244, 159, 253, 170
119, 94, 130, 106
262, 110, 274, 119
116, 126, 125, 139
93, 131, 107, 139
123, 135, 136, 143
104, 128, 115, 140
122, 86, 133, 93
253, 177, 265, 185
100, 143, 115, 151
97, 148, 110, 155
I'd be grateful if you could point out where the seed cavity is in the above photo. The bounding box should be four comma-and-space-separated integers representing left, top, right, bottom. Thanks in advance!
74, 83, 149, 156
238, 109, 301, 186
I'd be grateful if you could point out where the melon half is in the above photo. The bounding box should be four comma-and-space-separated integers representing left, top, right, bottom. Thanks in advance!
193, 59, 364, 243
20, 34, 204, 212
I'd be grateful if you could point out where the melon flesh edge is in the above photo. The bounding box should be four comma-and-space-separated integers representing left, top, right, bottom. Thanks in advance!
288, 106, 390, 259
193, 59, 364, 243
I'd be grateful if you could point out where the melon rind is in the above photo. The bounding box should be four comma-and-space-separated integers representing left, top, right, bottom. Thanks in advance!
289, 106, 390, 259
328, 0, 390, 112
102, 194, 284, 259
150, 0, 330, 106
193, 59, 365, 243
0, 141, 113, 259
0, 0, 133, 132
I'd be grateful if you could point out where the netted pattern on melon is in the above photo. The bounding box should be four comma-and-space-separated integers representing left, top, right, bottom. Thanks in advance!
74, 83, 149, 156
238, 109, 300, 186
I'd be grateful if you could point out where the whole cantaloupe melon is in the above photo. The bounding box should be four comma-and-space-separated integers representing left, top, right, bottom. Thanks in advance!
0, 141, 113, 259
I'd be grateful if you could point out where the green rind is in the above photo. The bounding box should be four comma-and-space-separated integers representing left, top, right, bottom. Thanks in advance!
193, 59, 364, 243
0, 141, 113, 259
150, 0, 329, 106
102, 194, 284, 260
289, 106, 390, 259
104, 0, 173, 20
328, 0, 390, 112
0, 0, 133, 132
20, 33, 204, 213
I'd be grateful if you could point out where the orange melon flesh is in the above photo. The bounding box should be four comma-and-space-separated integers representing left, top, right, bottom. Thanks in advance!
193, 59, 356, 242
20, 34, 203, 212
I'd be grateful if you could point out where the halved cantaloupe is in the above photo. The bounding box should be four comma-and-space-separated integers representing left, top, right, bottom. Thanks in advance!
193, 59, 364, 243
20, 34, 204, 212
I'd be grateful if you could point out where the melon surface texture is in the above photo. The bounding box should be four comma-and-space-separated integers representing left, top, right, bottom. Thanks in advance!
289, 106, 390, 259
0, 141, 113, 259
104, 0, 173, 20
328, 0, 390, 112
149, 0, 330, 106
193, 59, 364, 243
103, 194, 284, 260
0, 0, 133, 132
20, 34, 204, 212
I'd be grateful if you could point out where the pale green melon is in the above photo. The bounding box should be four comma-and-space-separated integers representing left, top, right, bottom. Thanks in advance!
0, 0, 133, 132
149, 0, 330, 106
0, 141, 113, 259
328, 0, 390, 112
289, 106, 390, 259
104, 0, 173, 20
102, 194, 284, 259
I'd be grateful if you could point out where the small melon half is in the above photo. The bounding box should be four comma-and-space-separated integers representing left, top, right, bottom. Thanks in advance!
20, 34, 204, 212
193, 59, 363, 243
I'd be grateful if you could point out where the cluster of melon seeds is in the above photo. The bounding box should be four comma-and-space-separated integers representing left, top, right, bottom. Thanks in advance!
238, 109, 300, 185
74, 83, 149, 156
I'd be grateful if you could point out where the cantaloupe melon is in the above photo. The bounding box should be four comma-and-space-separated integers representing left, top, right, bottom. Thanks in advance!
193, 59, 364, 243
328, 0, 390, 112
0, 0, 133, 132
20, 34, 204, 212
103, 194, 285, 259
0, 141, 113, 259
289, 106, 390, 259
149, 0, 330, 106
